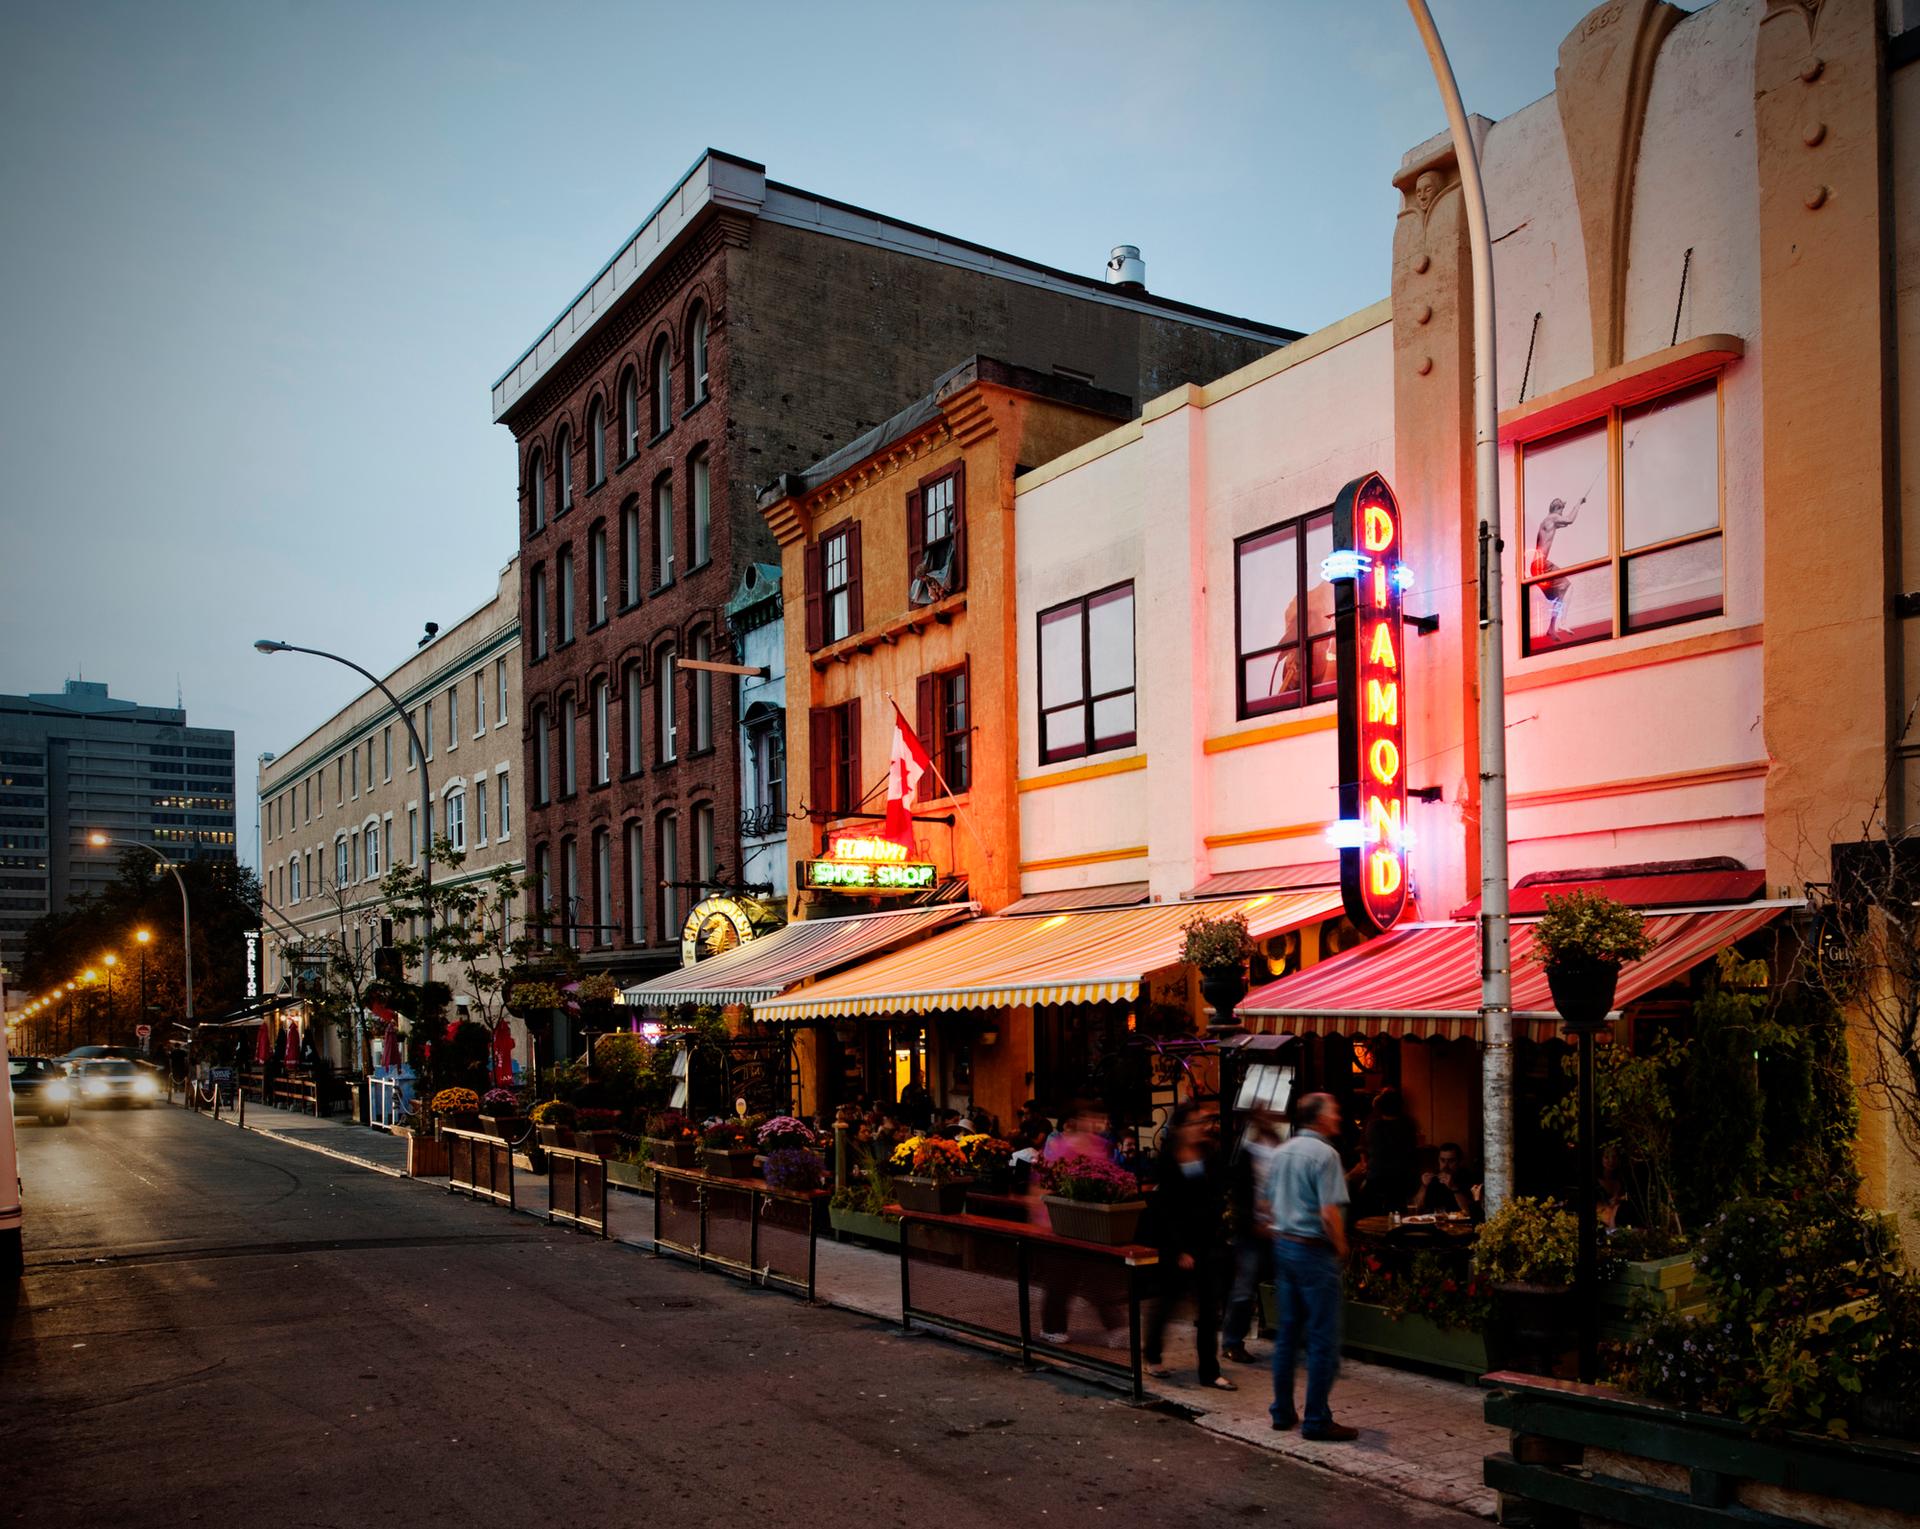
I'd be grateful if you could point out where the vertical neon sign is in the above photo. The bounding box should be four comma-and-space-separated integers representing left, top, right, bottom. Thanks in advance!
1330, 472, 1410, 934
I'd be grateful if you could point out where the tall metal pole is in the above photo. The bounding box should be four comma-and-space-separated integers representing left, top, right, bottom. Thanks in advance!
94, 839, 194, 1023
1577, 1027, 1599, 1380
1406, 0, 1514, 1211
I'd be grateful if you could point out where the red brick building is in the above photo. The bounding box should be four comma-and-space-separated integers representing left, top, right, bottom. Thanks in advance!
495, 150, 1296, 1010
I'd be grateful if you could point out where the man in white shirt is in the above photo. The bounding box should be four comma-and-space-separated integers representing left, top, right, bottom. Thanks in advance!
1265, 1091, 1356, 1440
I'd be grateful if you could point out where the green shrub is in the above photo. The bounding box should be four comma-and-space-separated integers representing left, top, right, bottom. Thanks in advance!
1530, 891, 1655, 967
1472, 1196, 1578, 1286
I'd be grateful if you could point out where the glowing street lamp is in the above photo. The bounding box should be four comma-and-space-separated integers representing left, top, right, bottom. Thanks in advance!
87, 832, 192, 1022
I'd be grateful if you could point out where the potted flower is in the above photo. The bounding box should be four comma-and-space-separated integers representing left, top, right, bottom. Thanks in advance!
888, 1134, 973, 1215
477, 1086, 524, 1140
646, 1108, 698, 1168
1182, 910, 1254, 1027
530, 1097, 576, 1147
605, 1137, 653, 1193
1472, 1195, 1580, 1376
757, 1115, 817, 1154
828, 1170, 903, 1245
1039, 1154, 1148, 1245
1530, 890, 1655, 1029
573, 973, 622, 1027
572, 1106, 622, 1157
701, 1116, 757, 1178
428, 1086, 481, 1138
506, 980, 562, 1019
957, 1133, 1014, 1193
761, 1146, 827, 1196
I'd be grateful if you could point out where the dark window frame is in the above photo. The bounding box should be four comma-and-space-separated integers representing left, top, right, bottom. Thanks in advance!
1233, 507, 1336, 720
1036, 581, 1137, 765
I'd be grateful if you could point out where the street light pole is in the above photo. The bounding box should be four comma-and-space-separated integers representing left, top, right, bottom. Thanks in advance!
253, 639, 434, 1033
88, 836, 194, 1024
1405, 0, 1515, 1212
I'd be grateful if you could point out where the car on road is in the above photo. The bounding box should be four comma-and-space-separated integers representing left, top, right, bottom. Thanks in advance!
74, 1058, 160, 1108
9, 1056, 73, 1125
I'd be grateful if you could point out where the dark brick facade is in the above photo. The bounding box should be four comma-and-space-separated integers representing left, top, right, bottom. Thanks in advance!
502, 166, 1294, 986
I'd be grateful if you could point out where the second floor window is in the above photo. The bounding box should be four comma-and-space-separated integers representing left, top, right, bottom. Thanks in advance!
593, 828, 612, 949
1519, 379, 1724, 654
749, 715, 786, 822
1236, 508, 1335, 717
474, 779, 488, 844
653, 476, 675, 588
444, 789, 466, 853
335, 837, 349, 887
656, 645, 677, 763
917, 662, 971, 796
588, 524, 608, 625
691, 629, 713, 752
1038, 582, 1137, 764
626, 821, 645, 942
807, 523, 861, 649
364, 823, 381, 878
908, 465, 966, 604
809, 698, 861, 817
656, 812, 679, 944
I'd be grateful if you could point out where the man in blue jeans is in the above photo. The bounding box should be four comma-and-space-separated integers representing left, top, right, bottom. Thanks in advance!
1266, 1092, 1357, 1440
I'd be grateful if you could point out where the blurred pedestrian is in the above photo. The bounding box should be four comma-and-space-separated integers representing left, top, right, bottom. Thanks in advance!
1220, 1109, 1282, 1365
1362, 1087, 1417, 1215
1268, 1092, 1356, 1440
1143, 1100, 1233, 1389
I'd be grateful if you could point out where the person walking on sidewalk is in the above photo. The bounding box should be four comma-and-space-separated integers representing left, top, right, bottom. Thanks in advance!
1143, 1100, 1234, 1390
1220, 1109, 1282, 1365
1267, 1091, 1356, 1440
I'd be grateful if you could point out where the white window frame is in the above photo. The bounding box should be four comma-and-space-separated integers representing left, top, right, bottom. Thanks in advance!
444, 787, 466, 854
592, 678, 610, 786
560, 695, 577, 797
474, 777, 488, 846
692, 629, 713, 752
589, 524, 608, 625
496, 658, 508, 727
656, 646, 677, 763
654, 477, 675, 588
496, 767, 511, 839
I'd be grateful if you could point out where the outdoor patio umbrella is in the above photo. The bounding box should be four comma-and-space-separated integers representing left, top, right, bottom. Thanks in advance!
255, 1018, 271, 1064
283, 1019, 300, 1065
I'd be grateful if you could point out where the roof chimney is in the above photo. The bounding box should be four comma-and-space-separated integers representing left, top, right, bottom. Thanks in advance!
1105, 244, 1146, 292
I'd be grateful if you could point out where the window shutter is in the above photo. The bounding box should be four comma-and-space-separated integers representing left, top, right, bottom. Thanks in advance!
803, 541, 824, 651
905, 489, 924, 585
845, 522, 864, 635
846, 697, 861, 813
809, 707, 832, 819
916, 672, 937, 760
950, 461, 968, 593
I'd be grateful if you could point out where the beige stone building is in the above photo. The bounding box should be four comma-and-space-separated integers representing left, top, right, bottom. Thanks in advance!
257, 559, 524, 1065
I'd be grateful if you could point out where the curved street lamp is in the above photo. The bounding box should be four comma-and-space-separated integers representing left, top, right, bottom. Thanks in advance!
253, 639, 433, 999
88, 833, 194, 1023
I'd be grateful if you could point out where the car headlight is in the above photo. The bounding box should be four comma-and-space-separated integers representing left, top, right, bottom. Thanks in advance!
133, 1075, 158, 1096
84, 1079, 107, 1096
45, 1081, 71, 1103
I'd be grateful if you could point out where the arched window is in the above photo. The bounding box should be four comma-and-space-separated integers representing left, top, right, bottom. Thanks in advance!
334, 835, 349, 888
526, 448, 546, 531
690, 448, 711, 567
532, 703, 551, 805
364, 822, 381, 878
651, 336, 671, 437
534, 843, 552, 944
530, 564, 549, 661
561, 836, 580, 948
653, 474, 675, 588
620, 498, 641, 607
587, 398, 605, 486
625, 820, 645, 943
693, 800, 715, 892
656, 644, 677, 763
559, 694, 577, 796
620, 370, 639, 459
593, 827, 612, 949
656, 811, 679, 944
590, 676, 609, 786
588, 522, 607, 625
444, 787, 466, 853
289, 856, 301, 903
623, 661, 643, 774
556, 424, 573, 513
558, 551, 575, 644
688, 303, 709, 404
691, 628, 713, 752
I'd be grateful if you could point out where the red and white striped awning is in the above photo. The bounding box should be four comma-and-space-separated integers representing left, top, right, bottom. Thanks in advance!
756, 889, 1344, 1021
1237, 903, 1793, 1041
620, 905, 969, 1009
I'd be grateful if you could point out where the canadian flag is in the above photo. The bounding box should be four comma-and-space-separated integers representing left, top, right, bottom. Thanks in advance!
884, 701, 936, 852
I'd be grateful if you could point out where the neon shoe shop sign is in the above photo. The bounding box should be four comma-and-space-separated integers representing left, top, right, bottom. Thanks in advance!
1325, 472, 1412, 934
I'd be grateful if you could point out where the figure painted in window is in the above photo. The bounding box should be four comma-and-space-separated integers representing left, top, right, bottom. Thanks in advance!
1526, 494, 1586, 645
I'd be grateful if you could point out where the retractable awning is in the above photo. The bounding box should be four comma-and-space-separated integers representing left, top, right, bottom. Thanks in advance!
1237, 902, 1794, 1041
756, 889, 1345, 1022
199, 994, 302, 1029
620, 904, 970, 1010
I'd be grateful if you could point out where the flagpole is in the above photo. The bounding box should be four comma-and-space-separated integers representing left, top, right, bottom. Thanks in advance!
884, 693, 996, 868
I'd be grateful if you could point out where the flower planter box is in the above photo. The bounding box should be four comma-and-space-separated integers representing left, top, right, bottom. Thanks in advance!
1600, 1252, 1704, 1339
1342, 1299, 1489, 1378
648, 1136, 697, 1169
605, 1158, 653, 1193
702, 1146, 756, 1179
828, 1206, 902, 1245
405, 1132, 449, 1178
894, 1176, 974, 1215
435, 1112, 480, 1139
535, 1122, 572, 1148
1485, 1371, 1920, 1529
1040, 1195, 1147, 1246
477, 1113, 524, 1142
572, 1130, 616, 1159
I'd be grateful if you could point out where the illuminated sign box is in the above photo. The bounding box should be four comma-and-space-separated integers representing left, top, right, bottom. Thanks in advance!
800, 857, 937, 893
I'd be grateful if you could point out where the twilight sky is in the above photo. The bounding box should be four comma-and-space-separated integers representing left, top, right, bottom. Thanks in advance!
0, 0, 1693, 869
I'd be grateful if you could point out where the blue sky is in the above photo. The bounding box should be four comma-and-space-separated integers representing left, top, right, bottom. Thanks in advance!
0, 0, 1683, 867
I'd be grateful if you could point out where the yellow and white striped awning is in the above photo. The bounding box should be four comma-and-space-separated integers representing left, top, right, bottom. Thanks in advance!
754, 890, 1344, 1022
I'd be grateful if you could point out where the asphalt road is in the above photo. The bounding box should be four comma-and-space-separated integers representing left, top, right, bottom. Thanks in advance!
2, 1106, 1474, 1529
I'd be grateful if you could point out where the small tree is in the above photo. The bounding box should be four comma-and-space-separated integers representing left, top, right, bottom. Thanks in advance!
295, 868, 383, 1072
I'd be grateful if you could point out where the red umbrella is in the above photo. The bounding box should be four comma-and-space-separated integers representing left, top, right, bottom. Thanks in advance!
491, 1021, 515, 1086
283, 1019, 300, 1066
255, 1018, 271, 1064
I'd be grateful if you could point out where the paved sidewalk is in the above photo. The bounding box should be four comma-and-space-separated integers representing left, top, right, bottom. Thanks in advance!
201, 1102, 1499, 1517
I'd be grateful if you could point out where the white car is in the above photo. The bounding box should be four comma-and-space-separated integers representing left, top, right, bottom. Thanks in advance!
74, 1058, 161, 1108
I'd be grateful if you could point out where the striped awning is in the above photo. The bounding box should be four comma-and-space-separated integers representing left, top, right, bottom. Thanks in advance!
756, 889, 1345, 1021
620, 904, 970, 1010
1002, 883, 1150, 916
1187, 862, 1340, 900
1237, 903, 1793, 1040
